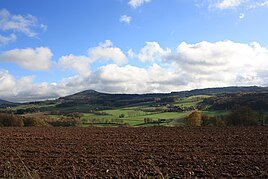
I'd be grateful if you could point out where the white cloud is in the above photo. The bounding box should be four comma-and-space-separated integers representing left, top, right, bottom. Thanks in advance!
88, 40, 127, 65
257, 0, 268, 7
0, 70, 78, 102
0, 70, 16, 94
89, 63, 183, 94
168, 40, 268, 88
0, 8, 46, 37
40, 24, 47, 31
59, 40, 128, 77
0, 63, 183, 102
128, 0, 151, 8
138, 42, 171, 62
215, 0, 243, 9
59, 40, 128, 78
208, 0, 268, 10
239, 13, 245, 19
0, 33, 16, 45
127, 49, 135, 58
59, 55, 92, 76
0, 47, 53, 70
120, 15, 132, 24
1, 40, 268, 102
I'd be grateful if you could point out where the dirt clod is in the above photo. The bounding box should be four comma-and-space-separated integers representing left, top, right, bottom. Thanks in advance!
0, 127, 267, 178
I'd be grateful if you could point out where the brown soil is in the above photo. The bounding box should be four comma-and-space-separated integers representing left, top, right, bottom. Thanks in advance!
0, 127, 267, 178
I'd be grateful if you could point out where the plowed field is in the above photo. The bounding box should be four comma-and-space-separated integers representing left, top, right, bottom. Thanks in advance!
0, 127, 267, 178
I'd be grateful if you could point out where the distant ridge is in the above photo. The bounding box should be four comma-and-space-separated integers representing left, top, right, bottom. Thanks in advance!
54, 86, 268, 108
2, 86, 268, 112
171, 86, 268, 97
3, 86, 267, 106
66, 86, 268, 98
0, 99, 13, 105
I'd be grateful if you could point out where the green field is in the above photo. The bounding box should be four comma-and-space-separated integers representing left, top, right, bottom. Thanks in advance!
80, 108, 232, 126
81, 107, 191, 126
1, 95, 209, 127
2, 94, 237, 127
174, 95, 210, 107
5, 95, 230, 127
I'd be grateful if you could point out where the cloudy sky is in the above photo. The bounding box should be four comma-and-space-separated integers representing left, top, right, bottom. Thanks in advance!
0, 0, 268, 102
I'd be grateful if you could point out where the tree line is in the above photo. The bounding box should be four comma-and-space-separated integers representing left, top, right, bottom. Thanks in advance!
0, 113, 81, 127
185, 106, 268, 127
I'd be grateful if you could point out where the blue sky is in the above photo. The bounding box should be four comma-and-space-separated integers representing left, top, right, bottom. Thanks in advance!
1, 0, 268, 102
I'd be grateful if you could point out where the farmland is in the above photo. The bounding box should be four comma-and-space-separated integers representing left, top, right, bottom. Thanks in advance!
81, 108, 190, 126
1, 86, 268, 127
0, 127, 267, 178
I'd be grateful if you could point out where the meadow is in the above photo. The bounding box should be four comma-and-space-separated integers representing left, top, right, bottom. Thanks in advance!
82, 108, 190, 126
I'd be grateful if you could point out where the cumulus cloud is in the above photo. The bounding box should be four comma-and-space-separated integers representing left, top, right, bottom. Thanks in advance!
137, 42, 171, 62
60, 63, 186, 95
0, 33, 16, 45
0, 8, 46, 37
59, 55, 91, 76
256, 0, 268, 7
0, 63, 183, 102
168, 40, 268, 88
0, 70, 16, 94
127, 49, 135, 58
59, 40, 127, 75
239, 13, 245, 19
0, 47, 53, 70
208, 0, 268, 10
215, 0, 244, 9
0, 70, 81, 102
89, 63, 183, 94
1, 40, 268, 102
128, 0, 151, 8
58, 40, 128, 78
120, 15, 132, 24
88, 40, 127, 65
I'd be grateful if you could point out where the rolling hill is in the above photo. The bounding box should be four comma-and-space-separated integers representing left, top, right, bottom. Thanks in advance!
59, 86, 268, 105
198, 92, 268, 111
43, 86, 267, 111
0, 99, 13, 105
57, 89, 171, 109
2, 86, 268, 113
171, 86, 268, 96
1, 86, 268, 127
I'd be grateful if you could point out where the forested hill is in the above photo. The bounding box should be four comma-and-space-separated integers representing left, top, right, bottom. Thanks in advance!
56, 86, 268, 108
171, 86, 268, 97
58, 90, 170, 108
0, 99, 13, 105
198, 92, 268, 111
1, 86, 268, 109
63, 86, 268, 101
